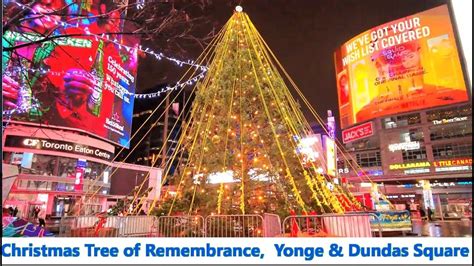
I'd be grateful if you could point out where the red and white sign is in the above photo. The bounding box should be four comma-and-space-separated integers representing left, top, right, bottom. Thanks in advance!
342, 121, 373, 143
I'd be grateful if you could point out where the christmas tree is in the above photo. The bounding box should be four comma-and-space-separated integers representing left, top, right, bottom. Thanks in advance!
151, 7, 361, 217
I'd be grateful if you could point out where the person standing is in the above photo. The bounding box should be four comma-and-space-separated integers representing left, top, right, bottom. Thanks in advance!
427, 207, 434, 222
33, 206, 40, 220
419, 206, 426, 221
13, 207, 18, 217
38, 208, 46, 227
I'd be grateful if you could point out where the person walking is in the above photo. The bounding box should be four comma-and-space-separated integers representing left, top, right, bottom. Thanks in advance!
13, 207, 18, 217
38, 208, 46, 227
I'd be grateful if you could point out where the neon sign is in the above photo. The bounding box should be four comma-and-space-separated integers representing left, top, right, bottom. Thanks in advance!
342, 121, 374, 143
433, 158, 472, 167
388, 141, 420, 152
416, 182, 455, 188
434, 158, 472, 172
432, 116, 468, 125
435, 166, 472, 172
404, 168, 430, 174
389, 161, 430, 170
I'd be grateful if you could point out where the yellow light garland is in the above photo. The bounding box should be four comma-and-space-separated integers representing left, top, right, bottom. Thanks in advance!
217, 182, 225, 214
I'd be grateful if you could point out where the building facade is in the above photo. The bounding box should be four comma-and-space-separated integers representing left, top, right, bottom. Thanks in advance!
338, 103, 472, 219
2, 124, 161, 222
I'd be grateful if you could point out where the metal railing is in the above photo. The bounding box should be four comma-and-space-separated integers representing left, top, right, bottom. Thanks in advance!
155, 215, 205, 237
119, 215, 157, 237
58, 212, 382, 237
59, 215, 155, 237
59, 215, 120, 237
205, 215, 264, 237
282, 213, 382, 237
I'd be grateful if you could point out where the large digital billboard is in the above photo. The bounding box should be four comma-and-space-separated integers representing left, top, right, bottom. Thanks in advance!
2, 0, 139, 148
334, 5, 469, 129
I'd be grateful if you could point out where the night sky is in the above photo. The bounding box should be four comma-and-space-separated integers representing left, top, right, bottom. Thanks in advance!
137, 0, 450, 125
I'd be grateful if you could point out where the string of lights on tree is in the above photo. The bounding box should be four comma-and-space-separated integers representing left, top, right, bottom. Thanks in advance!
3, 66, 206, 100
133, 71, 206, 99
1, 67, 203, 124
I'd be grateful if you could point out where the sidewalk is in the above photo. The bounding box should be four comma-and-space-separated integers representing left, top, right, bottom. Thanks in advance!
410, 220, 472, 237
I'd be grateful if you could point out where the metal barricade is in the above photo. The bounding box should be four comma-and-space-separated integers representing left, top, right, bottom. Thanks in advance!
263, 213, 282, 237
205, 215, 264, 237
58, 216, 76, 237
118, 215, 158, 237
59, 216, 120, 237
282, 213, 382, 237
155, 216, 205, 237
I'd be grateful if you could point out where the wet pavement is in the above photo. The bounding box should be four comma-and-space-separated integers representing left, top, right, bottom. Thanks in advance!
409, 220, 472, 237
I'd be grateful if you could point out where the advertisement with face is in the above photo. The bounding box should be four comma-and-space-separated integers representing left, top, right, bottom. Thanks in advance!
334, 5, 469, 129
2, 0, 139, 148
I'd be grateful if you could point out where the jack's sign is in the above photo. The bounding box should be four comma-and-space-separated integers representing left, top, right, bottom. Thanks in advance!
342, 121, 374, 143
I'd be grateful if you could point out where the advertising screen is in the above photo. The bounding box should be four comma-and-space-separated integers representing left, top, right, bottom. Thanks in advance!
334, 5, 469, 129
2, 1, 139, 147
451, 0, 472, 87
323, 135, 336, 177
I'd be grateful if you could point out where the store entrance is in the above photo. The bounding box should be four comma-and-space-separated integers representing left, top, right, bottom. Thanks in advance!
27, 202, 43, 221
52, 196, 76, 217
438, 193, 472, 220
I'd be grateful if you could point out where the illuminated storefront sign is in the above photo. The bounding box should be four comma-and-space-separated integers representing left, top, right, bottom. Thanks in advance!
360, 182, 384, 188
357, 169, 383, 176
398, 181, 472, 188
417, 182, 455, 188
388, 141, 420, 152
342, 121, 373, 143
389, 161, 430, 170
391, 158, 472, 172
4, 135, 114, 160
338, 168, 350, 174
404, 168, 430, 175
433, 158, 472, 167
434, 158, 472, 172
432, 116, 468, 125
435, 166, 472, 172
387, 194, 416, 199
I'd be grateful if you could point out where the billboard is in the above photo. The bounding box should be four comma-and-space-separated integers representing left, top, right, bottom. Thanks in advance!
451, 0, 472, 88
323, 135, 336, 177
297, 134, 324, 167
2, 1, 139, 147
334, 5, 469, 129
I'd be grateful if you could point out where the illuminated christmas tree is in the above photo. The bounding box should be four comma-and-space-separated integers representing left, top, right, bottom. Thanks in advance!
152, 7, 361, 217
